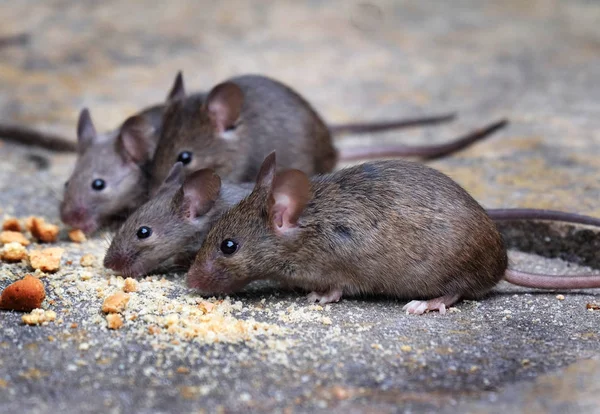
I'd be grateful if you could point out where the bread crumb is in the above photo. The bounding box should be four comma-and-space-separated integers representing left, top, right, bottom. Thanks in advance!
22, 309, 57, 325
80, 272, 92, 281
0, 274, 46, 311
123, 278, 139, 293
102, 292, 130, 313
1, 242, 28, 262
0, 230, 30, 246
29, 247, 64, 273
556, 294, 565, 301
106, 314, 124, 330
30, 217, 59, 243
321, 316, 332, 325
331, 386, 350, 400
400, 345, 412, 352
80, 254, 96, 267
176, 366, 190, 374
2, 217, 21, 232
68, 229, 87, 243
198, 301, 215, 314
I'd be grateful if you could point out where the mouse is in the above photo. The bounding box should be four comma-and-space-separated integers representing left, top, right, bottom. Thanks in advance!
103, 162, 253, 276
103, 167, 600, 278
148, 73, 507, 193
59, 74, 208, 233
186, 152, 600, 314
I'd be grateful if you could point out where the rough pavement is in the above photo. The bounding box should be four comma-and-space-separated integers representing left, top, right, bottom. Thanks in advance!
1, 1, 599, 413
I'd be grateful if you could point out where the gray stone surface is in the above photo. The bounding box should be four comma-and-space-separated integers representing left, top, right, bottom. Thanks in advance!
1, 1, 599, 413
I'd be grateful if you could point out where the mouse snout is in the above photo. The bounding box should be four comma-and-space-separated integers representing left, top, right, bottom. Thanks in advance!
186, 258, 244, 294
104, 250, 138, 277
60, 204, 97, 233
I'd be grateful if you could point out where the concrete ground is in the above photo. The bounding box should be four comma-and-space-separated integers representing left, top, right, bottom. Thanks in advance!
1, 0, 599, 412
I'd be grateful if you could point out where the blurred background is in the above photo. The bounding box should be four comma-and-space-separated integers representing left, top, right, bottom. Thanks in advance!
0, 0, 599, 214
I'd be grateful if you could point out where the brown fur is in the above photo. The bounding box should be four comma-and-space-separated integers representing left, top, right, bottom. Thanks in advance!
188, 158, 508, 300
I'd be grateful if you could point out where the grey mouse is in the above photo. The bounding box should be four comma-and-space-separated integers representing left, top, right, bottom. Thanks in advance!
186, 152, 600, 313
148, 73, 507, 193
60, 74, 206, 233
103, 162, 252, 276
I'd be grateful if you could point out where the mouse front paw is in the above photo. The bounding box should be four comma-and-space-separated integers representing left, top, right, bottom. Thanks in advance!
306, 288, 343, 304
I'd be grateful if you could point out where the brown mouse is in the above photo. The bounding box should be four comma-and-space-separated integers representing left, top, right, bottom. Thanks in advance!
149, 73, 507, 193
103, 162, 253, 276
186, 153, 600, 314
60, 74, 206, 233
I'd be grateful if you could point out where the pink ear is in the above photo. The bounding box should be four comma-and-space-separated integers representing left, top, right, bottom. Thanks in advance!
166, 71, 186, 102
255, 151, 277, 190
117, 115, 155, 164
206, 81, 244, 134
182, 169, 222, 218
76, 108, 96, 152
270, 169, 311, 235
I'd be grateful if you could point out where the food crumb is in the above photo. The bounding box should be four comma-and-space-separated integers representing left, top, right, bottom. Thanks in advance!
106, 314, 124, 330
556, 294, 565, 301
123, 278, 138, 293
2, 217, 21, 232
400, 345, 412, 352
1, 241, 28, 262
0, 230, 30, 246
22, 309, 57, 325
79, 343, 90, 351
198, 301, 215, 313
68, 229, 87, 243
29, 247, 64, 273
80, 254, 96, 267
176, 366, 190, 374
30, 217, 60, 243
102, 292, 130, 314
80, 272, 92, 281
321, 316, 332, 325
586, 303, 600, 310
0, 274, 46, 311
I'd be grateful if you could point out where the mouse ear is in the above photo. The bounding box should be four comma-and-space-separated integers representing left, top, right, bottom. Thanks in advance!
117, 115, 156, 164
255, 152, 277, 190
182, 169, 222, 218
164, 162, 185, 186
269, 169, 311, 235
166, 71, 186, 102
77, 108, 97, 152
205, 81, 244, 135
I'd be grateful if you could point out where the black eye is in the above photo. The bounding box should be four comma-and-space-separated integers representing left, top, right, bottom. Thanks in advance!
136, 226, 152, 239
177, 151, 192, 165
91, 179, 106, 191
220, 239, 238, 255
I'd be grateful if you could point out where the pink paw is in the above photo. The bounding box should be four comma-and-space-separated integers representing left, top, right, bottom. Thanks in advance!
402, 294, 460, 315
306, 288, 343, 304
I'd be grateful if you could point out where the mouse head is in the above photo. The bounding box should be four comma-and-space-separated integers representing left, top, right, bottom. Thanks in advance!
103, 162, 222, 277
60, 108, 157, 234
187, 152, 312, 294
149, 78, 245, 194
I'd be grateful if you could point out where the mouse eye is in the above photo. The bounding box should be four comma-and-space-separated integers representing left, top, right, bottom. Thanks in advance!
136, 226, 152, 239
91, 178, 106, 191
220, 239, 238, 256
177, 151, 192, 165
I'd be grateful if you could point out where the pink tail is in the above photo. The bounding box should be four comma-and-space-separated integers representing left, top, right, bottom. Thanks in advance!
504, 269, 600, 289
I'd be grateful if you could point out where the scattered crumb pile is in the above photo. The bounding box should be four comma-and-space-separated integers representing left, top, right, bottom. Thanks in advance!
0, 215, 293, 353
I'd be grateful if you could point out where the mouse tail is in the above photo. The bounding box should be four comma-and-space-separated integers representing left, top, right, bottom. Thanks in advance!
337, 118, 508, 161
329, 112, 456, 135
487, 208, 600, 228
504, 269, 600, 289
0, 124, 77, 152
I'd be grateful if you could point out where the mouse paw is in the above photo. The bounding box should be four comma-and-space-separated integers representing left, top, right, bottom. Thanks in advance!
402, 294, 460, 315
306, 288, 343, 304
